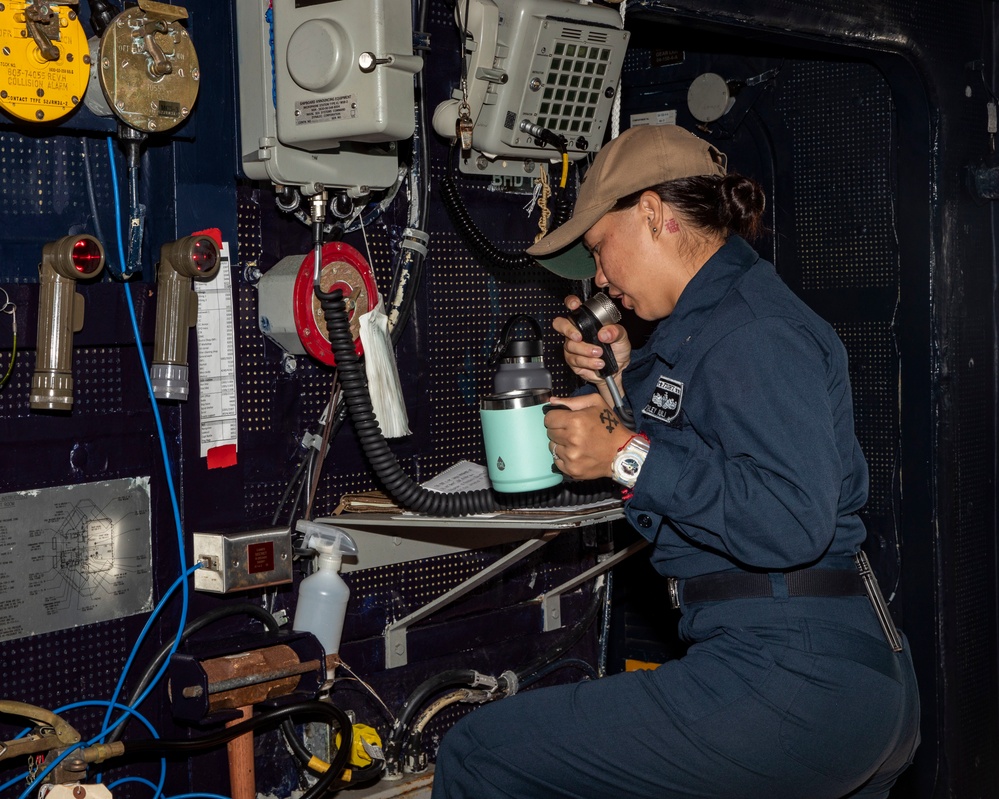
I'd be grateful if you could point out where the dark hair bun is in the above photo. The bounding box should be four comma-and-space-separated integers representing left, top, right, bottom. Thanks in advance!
718, 174, 766, 238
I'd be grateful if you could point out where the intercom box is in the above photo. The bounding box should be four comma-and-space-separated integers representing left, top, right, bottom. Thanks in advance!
193, 528, 293, 593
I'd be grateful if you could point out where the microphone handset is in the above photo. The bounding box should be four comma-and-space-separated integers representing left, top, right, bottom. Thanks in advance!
567, 293, 635, 430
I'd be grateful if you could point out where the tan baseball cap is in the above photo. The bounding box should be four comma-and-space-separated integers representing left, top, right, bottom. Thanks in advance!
526, 124, 727, 278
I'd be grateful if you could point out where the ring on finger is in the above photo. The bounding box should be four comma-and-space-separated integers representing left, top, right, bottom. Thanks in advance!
552, 443, 559, 461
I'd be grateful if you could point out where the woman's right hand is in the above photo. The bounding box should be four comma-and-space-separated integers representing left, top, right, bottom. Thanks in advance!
553, 294, 632, 386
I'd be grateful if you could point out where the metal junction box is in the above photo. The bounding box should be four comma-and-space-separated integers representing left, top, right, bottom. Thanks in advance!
193, 528, 293, 593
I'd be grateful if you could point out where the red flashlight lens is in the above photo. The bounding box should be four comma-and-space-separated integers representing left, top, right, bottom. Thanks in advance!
190, 239, 218, 273
71, 238, 102, 274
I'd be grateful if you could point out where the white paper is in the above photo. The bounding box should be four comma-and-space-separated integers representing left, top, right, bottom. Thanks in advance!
195, 241, 239, 458
411, 459, 621, 519
421, 460, 491, 493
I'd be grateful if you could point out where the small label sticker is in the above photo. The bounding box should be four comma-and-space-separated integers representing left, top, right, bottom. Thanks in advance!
158, 100, 181, 118
247, 541, 275, 574
295, 94, 357, 125
642, 375, 684, 424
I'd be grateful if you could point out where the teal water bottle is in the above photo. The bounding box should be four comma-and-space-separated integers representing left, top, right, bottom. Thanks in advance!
480, 389, 562, 493
480, 314, 561, 493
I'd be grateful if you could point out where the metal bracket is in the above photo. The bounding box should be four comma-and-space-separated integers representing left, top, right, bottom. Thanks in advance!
540, 540, 650, 632
384, 533, 557, 668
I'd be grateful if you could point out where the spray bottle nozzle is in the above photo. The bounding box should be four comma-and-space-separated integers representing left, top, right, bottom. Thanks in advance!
296, 520, 358, 559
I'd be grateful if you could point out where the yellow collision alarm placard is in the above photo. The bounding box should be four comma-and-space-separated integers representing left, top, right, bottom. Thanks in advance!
0, 1, 90, 122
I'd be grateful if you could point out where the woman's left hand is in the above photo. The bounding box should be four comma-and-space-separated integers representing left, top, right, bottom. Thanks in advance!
544, 394, 634, 480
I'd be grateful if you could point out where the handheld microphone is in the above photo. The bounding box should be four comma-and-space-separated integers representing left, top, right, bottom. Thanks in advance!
567, 293, 635, 429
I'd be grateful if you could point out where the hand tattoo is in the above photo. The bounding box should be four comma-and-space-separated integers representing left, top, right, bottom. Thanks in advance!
599, 409, 620, 434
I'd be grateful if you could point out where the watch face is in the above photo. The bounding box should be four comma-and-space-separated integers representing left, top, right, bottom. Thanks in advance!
620, 457, 641, 478
613, 437, 649, 487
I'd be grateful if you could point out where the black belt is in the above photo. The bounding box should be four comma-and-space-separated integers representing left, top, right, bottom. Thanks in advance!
667, 568, 866, 609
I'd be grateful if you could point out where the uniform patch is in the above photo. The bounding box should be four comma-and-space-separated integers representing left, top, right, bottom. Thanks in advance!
643, 376, 684, 424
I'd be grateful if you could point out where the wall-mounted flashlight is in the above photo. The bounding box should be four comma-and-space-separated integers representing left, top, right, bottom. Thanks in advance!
30, 235, 106, 411
151, 235, 221, 401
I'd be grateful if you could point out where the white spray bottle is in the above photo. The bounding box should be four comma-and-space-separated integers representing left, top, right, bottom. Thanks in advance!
292, 520, 358, 656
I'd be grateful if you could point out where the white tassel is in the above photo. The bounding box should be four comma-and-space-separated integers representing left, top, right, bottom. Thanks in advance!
358, 293, 412, 438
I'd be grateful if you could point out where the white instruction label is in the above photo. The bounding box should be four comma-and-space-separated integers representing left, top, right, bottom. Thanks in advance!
195, 241, 239, 457
295, 94, 358, 125
0, 479, 153, 642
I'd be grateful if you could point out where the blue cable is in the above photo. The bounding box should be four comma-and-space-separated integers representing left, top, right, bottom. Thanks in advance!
104, 134, 188, 568
59, 700, 160, 738
99, 564, 201, 738
104, 782, 233, 799
166, 794, 234, 799
103, 784, 235, 799
108, 777, 160, 793
0, 699, 158, 791
71, 701, 167, 797
100, 136, 190, 744
7, 701, 163, 799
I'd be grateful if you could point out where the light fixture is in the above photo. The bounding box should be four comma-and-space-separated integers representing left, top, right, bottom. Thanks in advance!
30, 235, 106, 411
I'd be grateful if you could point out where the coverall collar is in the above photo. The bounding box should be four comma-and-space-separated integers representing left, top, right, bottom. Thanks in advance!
640, 235, 761, 367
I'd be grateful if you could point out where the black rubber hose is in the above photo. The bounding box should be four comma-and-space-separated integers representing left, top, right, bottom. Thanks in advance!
395, 592, 603, 770
383, 669, 480, 776
272, 449, 312, 526
105, 604, 281, 744
393, 669, 479, 736
321, 285, 492, 514
512, 582, 605, 684
517, 656, 598, 690
123, 701, 352, 799
316, 287, 613, 516
388, 245, 426, 347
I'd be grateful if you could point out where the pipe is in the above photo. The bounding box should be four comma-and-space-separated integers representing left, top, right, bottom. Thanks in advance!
226, 706, 255, 799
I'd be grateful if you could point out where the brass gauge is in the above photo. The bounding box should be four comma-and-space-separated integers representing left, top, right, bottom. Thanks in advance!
97, 0, 199, 133
0, 0, 90, 123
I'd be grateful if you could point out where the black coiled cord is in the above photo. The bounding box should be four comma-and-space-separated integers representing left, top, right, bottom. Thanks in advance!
319, 286, 497, 515
440, 149, 573, 272
316, 287, 613, 516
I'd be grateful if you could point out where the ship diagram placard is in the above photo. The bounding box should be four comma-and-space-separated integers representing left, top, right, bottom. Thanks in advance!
0, 478, 154, 642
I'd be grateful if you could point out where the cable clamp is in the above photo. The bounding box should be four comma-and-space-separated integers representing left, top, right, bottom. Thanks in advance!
300, 432, 327, 454
271, 608, 290, 627
464, 689, 494, 705
400, 227, 430, 257
497, 669, 519, 697
413, 30, 431, 52
469, 671, 498, 691
746, 67, 780, 86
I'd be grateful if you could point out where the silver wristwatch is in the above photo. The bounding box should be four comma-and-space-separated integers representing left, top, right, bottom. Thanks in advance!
611, 435, 650, 488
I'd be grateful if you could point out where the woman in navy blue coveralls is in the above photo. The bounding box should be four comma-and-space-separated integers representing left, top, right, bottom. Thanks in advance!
431, 124, 920, 799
